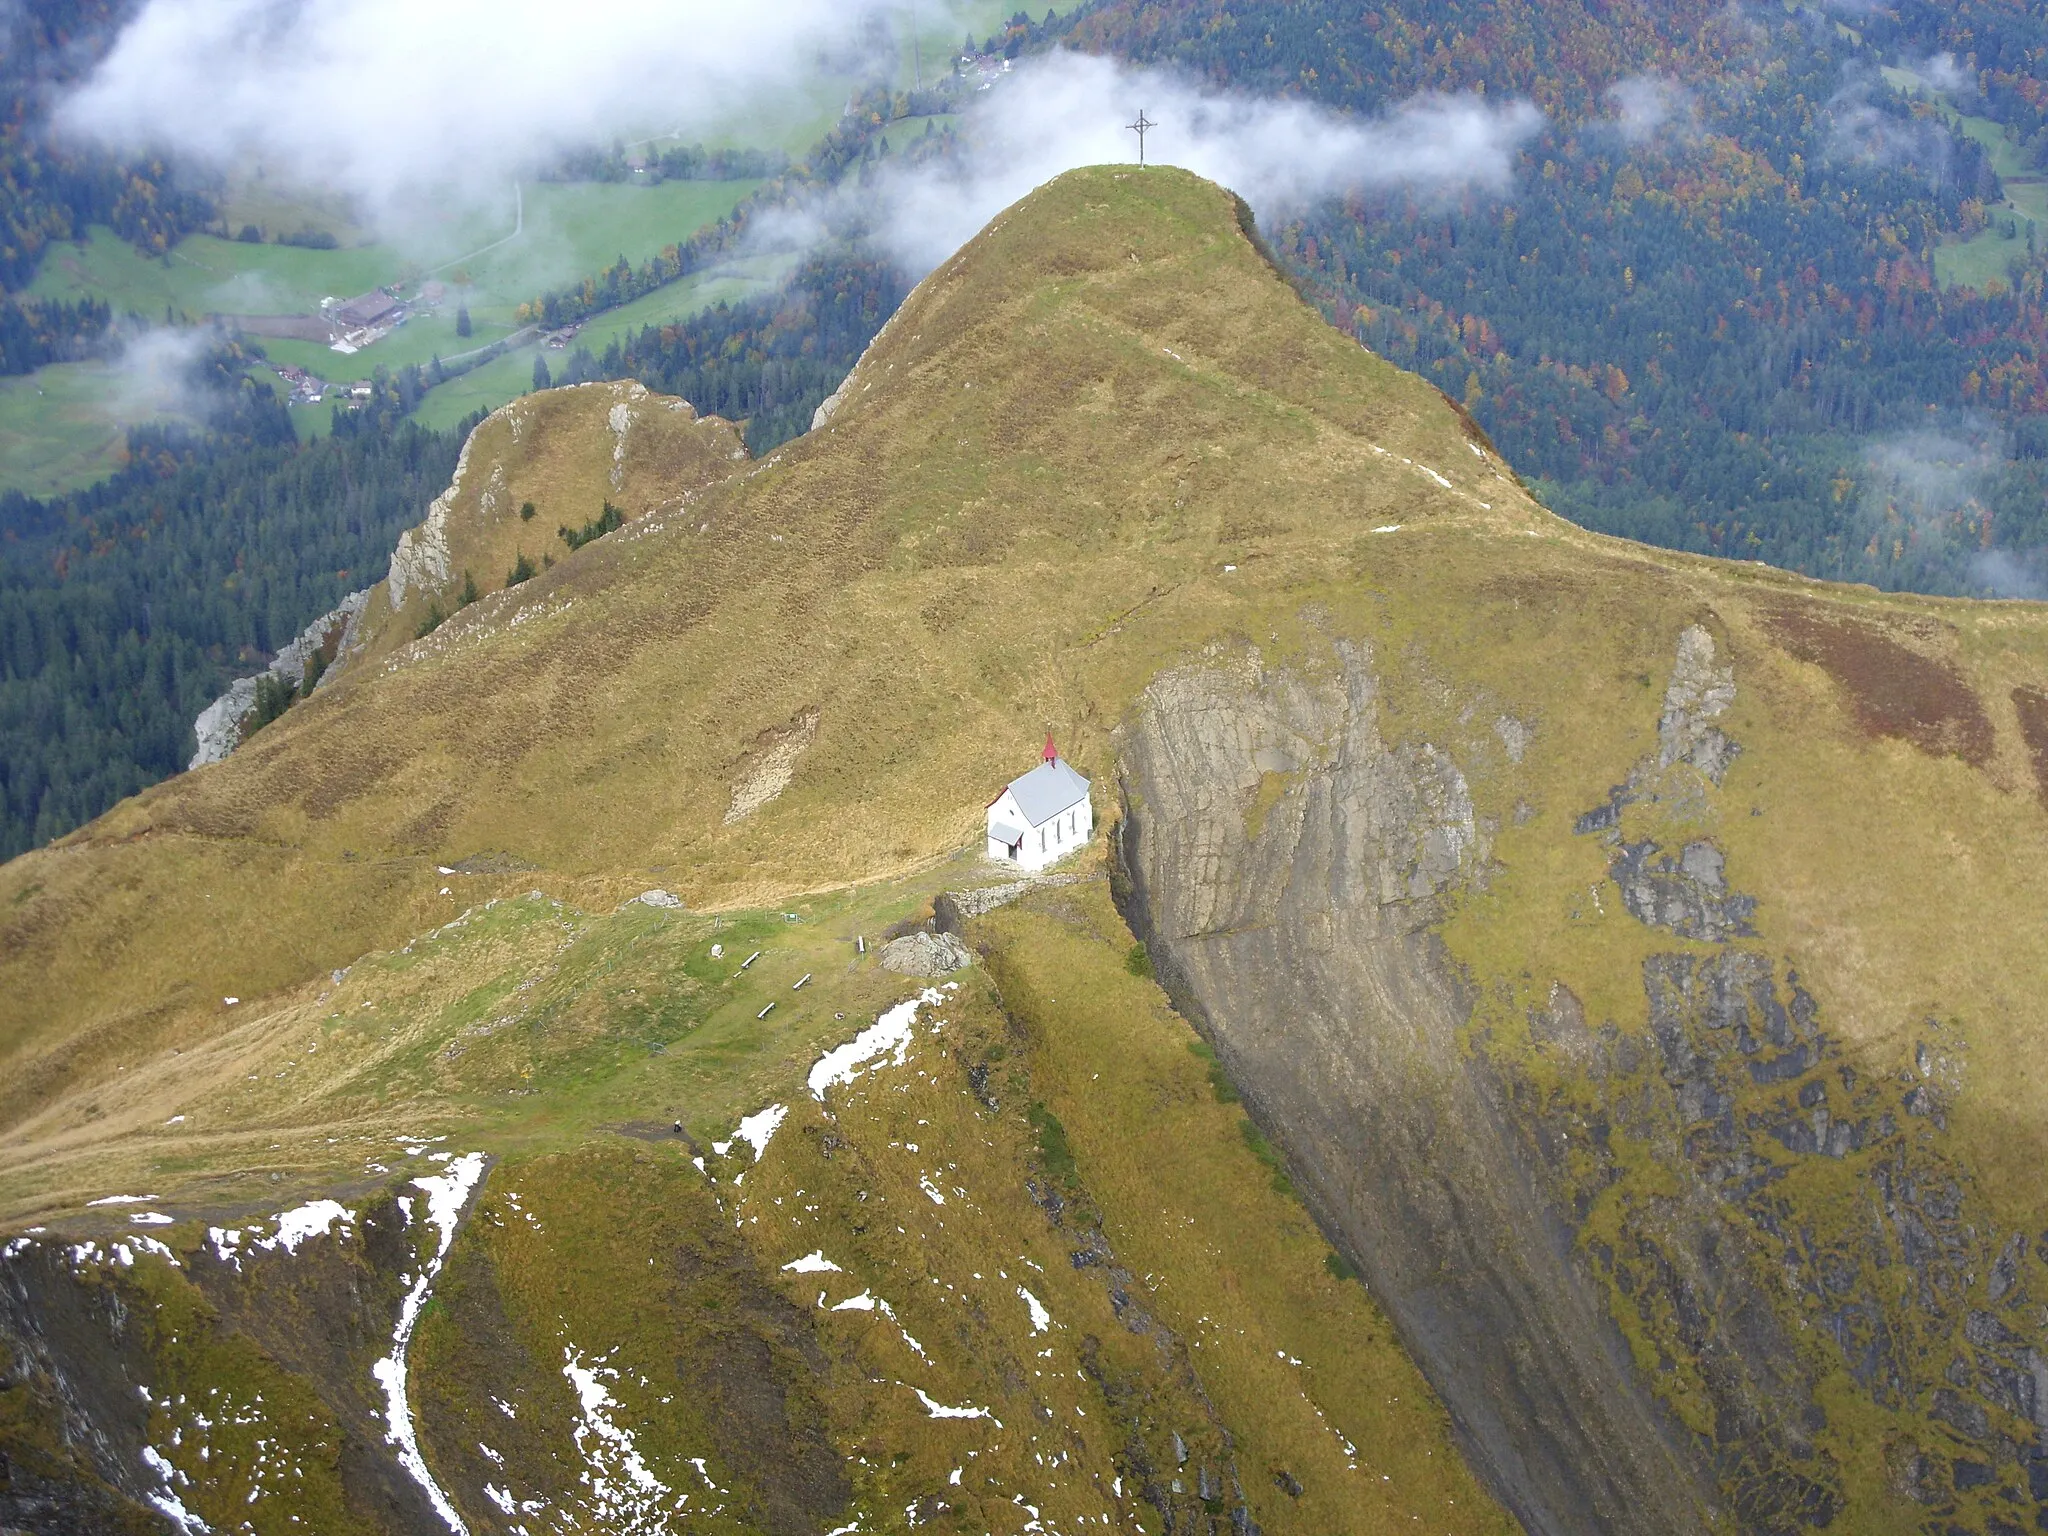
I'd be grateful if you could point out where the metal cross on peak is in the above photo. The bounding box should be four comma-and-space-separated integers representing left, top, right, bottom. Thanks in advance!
1127, 109, 1157, 166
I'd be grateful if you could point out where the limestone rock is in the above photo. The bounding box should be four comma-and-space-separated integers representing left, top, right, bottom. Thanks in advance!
1658, 624, 1740, 782
878, 931, 971, 977
187, 589, 370, 769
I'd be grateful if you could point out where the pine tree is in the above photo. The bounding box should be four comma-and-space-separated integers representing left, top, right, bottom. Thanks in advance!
532, 354, 551, 392
456, 303, 472, 339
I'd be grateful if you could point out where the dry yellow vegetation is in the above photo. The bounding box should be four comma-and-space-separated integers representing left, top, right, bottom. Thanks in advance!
4, 165, 2048, 1535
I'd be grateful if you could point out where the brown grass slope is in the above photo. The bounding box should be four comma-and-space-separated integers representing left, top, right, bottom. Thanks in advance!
341, 378, 750, 672
4, 164, 2048, 1213
0, 166, 1533, 1122
3, 164, 2048, 1531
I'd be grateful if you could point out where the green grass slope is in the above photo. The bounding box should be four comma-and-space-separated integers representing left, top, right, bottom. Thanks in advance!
2, 165, 2047, 1533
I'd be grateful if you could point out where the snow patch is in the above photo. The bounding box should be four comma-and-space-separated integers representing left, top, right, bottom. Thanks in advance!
808, 988, 949, 1101
129, 1212, 175, 1226
1018, 1286, 1051, 1333
782, 1250, 842, 1274
141, 1445, 209, 1533
733, 1103, 787, 1160
257, 1200, 354, 1254
912, 1386, 999, 1424
88, 1194, 158, 1206
371, 1152, 488, 1536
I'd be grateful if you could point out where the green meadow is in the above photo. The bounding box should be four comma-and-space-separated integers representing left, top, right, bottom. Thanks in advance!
1881, 65, 2048, 292
6, 180, 764, 491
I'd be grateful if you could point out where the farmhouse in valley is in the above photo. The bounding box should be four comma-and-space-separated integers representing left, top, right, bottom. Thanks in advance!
986, 737, 1092, 870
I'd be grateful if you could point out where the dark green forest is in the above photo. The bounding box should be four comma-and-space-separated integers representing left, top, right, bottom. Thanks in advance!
558, 246, 908, 452
1, 0, 215, 356
0, 351, 469, 858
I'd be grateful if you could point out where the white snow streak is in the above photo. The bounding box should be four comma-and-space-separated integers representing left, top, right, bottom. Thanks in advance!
808, 987, 951, 1101
371, 1151, 487, 1536
732, 1103, 788, 1160
1018, 1286, 1051, 1333
561, 1347, 679, 1533
912, 1386, 999, 1424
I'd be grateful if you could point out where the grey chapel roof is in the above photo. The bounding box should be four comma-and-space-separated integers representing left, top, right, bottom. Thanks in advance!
1003, 758, 1091, 827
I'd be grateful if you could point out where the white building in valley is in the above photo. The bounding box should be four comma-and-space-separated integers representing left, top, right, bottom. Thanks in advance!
986, 738, 1093, 870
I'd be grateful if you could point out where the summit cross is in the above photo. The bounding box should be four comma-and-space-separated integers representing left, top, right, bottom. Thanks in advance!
1127, 109, 1157, 166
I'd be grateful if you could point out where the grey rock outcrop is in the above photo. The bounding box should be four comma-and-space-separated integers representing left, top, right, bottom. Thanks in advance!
1658, 623, 1740, 782
1114, 639, 1715, 1536
1114, 623, 2048, 1534
386, 433, 472, 608
878, 931, 972, 977
190, 673, 264, 768
188, 589, 370, 769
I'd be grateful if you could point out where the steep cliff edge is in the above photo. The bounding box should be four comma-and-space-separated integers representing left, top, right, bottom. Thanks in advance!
1114, 642, 1710, 1533
1116, 597, 2048, 1532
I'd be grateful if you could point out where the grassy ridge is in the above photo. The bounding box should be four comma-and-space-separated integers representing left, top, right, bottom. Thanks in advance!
5, 164, 2048, 1528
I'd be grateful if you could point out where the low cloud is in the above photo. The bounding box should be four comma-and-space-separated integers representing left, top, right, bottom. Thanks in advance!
1862, 429, 1994, 517
1967, 548, 2047, 600
863, 52, 1543, 275
103, 325, 216, 424
1824, 68, 1954, 184
1605, 75, 1698, 145
1850, 425, 2033, 594
1914, 52, 1972, 95
55, 0, 918, 225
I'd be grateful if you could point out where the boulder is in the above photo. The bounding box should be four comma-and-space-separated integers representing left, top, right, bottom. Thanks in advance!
878, 931, 972, 977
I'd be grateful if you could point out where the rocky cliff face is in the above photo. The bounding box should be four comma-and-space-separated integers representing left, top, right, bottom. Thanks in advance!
1115, 627, 2048, 1535
188, 590, 370, 768
1113, 639, 1713, 1533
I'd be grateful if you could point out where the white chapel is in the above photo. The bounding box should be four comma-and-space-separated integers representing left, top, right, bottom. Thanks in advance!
986, 737, 1093, 871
